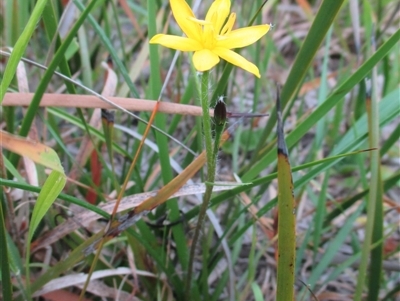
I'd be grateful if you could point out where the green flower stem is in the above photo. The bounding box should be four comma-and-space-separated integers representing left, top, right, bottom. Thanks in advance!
199, 71, 214, 174
186, 70, 218, 297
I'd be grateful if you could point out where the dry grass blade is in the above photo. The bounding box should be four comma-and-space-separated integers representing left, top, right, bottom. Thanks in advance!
31, 171, 235, 253
0, 130, 64, 173
2, 92, 211, 117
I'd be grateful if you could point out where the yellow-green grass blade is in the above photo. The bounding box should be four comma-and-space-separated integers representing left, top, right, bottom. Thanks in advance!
2, 0, 31, 132
367, 170, 384, 301
28, 171, 66, 241
0, 199, 12, 300
25, 170, 66, 297
355, 47, 384, 301
2, 154, 24, 183
0, 0, 48, 103
276, 91, 296, 301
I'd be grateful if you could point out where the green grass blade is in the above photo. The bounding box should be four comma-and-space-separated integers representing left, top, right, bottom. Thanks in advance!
354, 47, 383, 301
380, 122, 400, 156
0, 199, 12, 300
306, 204, 364, 289
243, 30, 400, 180
251, 282, 264, 301
3, 154, 25, 183
25, 170, 66, 298
276, 92, 296, 301
0, 0, 48, 103
0, 178, 110, 219
250, 0, 346, 165
382, 285, 400, 301
367, 171, 384, 301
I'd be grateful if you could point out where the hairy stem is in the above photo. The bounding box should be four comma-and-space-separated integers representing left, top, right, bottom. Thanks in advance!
185, 71, 219, 297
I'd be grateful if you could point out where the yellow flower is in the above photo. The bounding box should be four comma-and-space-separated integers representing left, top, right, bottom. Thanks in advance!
149, 0, 270, 78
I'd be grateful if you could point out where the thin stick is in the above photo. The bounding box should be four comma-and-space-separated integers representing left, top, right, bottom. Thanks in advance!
3, 92, 209, 117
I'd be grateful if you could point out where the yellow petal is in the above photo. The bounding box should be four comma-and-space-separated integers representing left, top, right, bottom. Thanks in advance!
217, 24, 270, 49
193, 49, 220, 71
170, 0, 202, 40
206, 0, 231, 33
150, 34, 202, 51
220, 13, 236, 35
213, 47, 260, 77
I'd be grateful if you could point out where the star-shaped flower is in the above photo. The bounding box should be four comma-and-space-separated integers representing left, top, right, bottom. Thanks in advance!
149, 0, 270, 78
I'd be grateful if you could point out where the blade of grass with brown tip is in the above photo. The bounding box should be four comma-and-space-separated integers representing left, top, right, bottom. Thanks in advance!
0, 130, 64, 173
275, 90, 296, 301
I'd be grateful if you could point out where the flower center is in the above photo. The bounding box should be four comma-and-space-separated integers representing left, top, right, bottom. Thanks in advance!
188, 17, 217, 49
